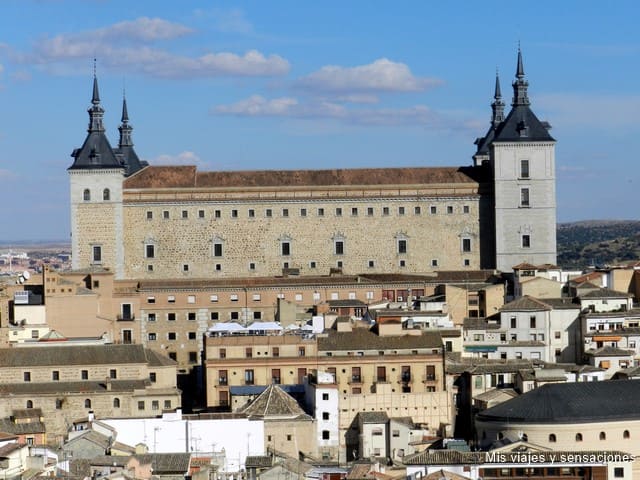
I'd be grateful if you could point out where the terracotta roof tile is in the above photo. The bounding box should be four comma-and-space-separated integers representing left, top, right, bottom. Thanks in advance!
124, 166, 485, 190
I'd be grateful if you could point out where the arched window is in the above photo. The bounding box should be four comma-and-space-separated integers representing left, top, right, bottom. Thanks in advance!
549, 434, 556, 443
113, 398, 120, 408
103, 188, 110, 201
26, 400, 33, 409
624, 430, 631, 439
84, 399, 92, 408
599, 431, 606, 440
83, 189, 91, 201
576, 433, 583, 442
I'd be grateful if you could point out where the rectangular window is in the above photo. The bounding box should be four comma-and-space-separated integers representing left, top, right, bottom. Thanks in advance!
230, 294, 239, 302
351, 207, 358, 216
168, 295, 175, 303
248, 209, 255, 218
220, 348, 226, 359
52, 371, 59, 381
246, 347, 253, 358
146, 210, 153, 220
214, 209, 221, 218
335, 207, 342, 216
110, 369, 117, 379
24, 372, 31, 382
219, 369, 228, 385
398, 206, 405, 215
210, 295, 218, 302
272, 368, 281, 384
198, 209, 205, 218
431, 259, 438, 267
81, 370, 88, 380
398, 239, 407, 254
521, 187, 530, 207
368, 260, 375, 268
463, 205, 470, 214
522, 234, 531, 248
168, 332, 176, 340
511, 316, 517, 328
335, 241, 344, 255
447, 205, 454, 214
462, 238, 472, 252
149, 372, 156, 382
273, 347, 280, 357
430, 206, 437, 214
152, 400, 159, 410
214, 243, 223, 257
168, 312, 176, 321
317, 208, 325, 216
244, 369, 254, 385
530, 316, 536, 328
367, 207, 374, 216
92, 245, 102, 263
300, 208, 307, 217
520, 159, 530, 178
188, 351, 198, 363
282, 208, 289, 217
148, 333, 156, 341
138, 401, 145, 411
182, 210, 188, 219
382, 207, 390, 216
299, 347, 306, 357
281, 242, 291, 256
163, 210, 170, 219
252, 294, 261, 301
253, 311, 262, 319
265, 208, 272, 217
188, 312, 196, 321
183, 264, 189, 272
211, 312, 219, 320
414, 206, 421, 214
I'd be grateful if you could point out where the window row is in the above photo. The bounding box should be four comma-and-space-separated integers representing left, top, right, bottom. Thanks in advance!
148, 331, 198, 342
144, 237, 473, 260
25, 396, 172, 410
24, 369, 118, 381
83, 188, 111, 202
549, 430, 630, 442
145, 204, 472, 220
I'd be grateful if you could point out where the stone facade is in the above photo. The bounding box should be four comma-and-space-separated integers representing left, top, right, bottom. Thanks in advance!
68, 51, 557, 281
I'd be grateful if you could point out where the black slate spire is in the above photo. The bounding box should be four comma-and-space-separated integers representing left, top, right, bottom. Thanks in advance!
491, 70, 505, 128
118, 95, 133, 148
88, 73, 106, 133
512, 47, 530, 107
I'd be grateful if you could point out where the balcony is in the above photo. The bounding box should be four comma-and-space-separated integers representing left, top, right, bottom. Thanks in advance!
349, 375, 363, 384
423, 374, 437, 383
116, 314, 135, 321
218, 377, 228, 386
400, 373, 412, 383
245, 379, 254, 386
376, 376, 387, 383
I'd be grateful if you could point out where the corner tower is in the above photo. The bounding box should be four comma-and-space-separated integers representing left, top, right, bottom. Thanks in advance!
68, 73, 126, 277
490, 49, 557, 271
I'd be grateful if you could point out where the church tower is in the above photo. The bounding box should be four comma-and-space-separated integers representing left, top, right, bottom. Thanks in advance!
68, 73, 129, 277
489, 49, 557, 271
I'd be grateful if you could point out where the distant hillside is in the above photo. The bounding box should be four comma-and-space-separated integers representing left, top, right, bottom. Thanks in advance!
557, 220, 640, 268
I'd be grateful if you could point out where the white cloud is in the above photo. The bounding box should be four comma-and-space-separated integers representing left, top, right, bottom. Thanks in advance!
153, 151, 205, 166
12, 17, 289, 78
296, 58, 443, 93
214, 95, 299, 116
214, 95, 468, 128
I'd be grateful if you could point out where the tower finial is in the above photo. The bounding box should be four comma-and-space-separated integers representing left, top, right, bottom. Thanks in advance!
494, 68, 502, 100
516, 45, 525, 79
512, 46, 530, 106
92, 59, 100, 105
491, 68, 505, 127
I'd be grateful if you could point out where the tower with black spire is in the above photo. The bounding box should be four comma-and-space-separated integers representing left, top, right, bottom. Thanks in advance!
488, 48, 557, 271
115, 94, 147, 175
68, 71, 128, 276
473, 70, 505, 166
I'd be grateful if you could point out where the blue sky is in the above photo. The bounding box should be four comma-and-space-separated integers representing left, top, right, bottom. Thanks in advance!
0, 1, 639, 241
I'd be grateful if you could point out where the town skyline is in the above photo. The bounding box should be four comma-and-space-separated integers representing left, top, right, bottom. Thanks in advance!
0, 0, 638, 241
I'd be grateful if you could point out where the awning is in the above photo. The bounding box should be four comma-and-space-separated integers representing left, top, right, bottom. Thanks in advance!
464, 345, 498, 352
591, 336, 621, 342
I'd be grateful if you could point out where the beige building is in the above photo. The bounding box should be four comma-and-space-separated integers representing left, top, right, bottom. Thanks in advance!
0, 344, 180, 444
68, 52, 557, 281
475, 379, 640, 476
204, 320, 446, 410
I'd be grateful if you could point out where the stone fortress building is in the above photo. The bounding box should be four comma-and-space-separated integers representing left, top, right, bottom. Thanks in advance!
69, 49, 556, 279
